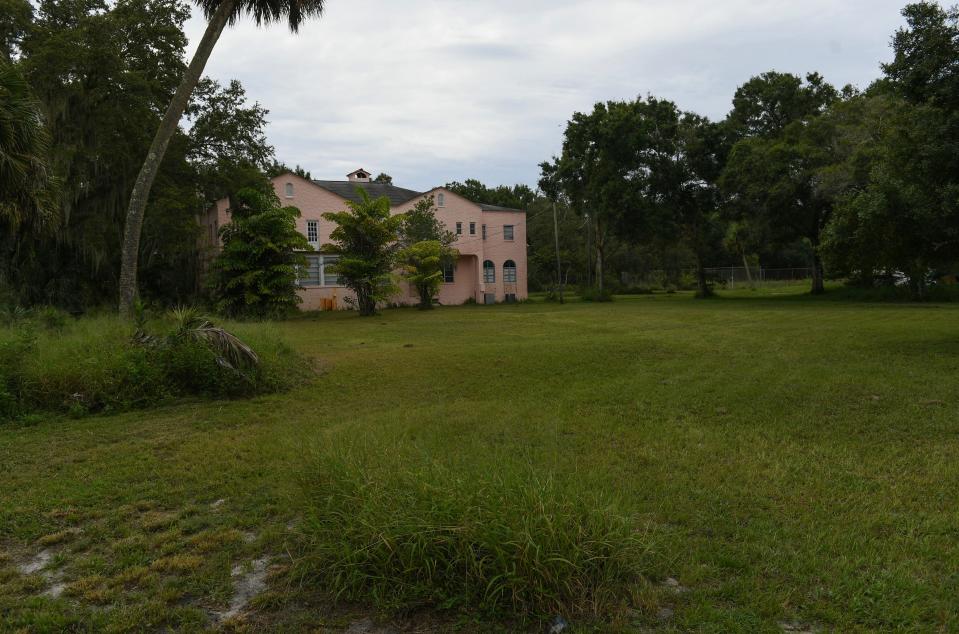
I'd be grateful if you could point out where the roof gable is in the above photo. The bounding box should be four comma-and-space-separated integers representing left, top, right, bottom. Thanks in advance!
422, 187, 525, 213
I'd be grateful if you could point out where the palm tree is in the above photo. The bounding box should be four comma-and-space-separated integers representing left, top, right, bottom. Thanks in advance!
0, 59, 59, 233
117, 0, 326, 316
0, 59, 59, 290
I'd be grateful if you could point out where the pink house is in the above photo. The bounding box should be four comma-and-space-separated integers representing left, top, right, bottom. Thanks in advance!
201, 169, 528, 310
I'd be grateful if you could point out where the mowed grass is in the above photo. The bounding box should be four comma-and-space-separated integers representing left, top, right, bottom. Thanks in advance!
1, 288, 958, 631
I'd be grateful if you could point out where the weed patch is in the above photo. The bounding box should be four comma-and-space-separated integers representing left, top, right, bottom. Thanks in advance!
293, 437, 648, 624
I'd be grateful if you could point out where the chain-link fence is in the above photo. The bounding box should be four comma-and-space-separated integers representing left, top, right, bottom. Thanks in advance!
621, 267, 812, 290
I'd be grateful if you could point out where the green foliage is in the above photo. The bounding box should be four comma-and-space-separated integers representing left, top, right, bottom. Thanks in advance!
398, 240, 458, 310
208, 188, 309, 318
14, 0, 194, 306
398, 195, 455, 247
295, 435, 646, 621
444, 178, 536, 210
5, 0, 277, 309
187, 78, 274, 204
883, 3, 959, 108
396, 196, 458, 309
0, 310, 307, 421
819, 5, 959, 298
321, 190, 405, 316
726, 71, 838, 139
579, 286, 613, 302
0, 58, 60, 297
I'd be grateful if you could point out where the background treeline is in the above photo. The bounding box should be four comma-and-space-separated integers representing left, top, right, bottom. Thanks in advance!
449, 3, 959, 300
3, 1, 957, 309
0, 0, 286, 310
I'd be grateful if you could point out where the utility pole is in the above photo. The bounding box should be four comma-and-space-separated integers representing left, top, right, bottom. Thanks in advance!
552, 200, 564, 304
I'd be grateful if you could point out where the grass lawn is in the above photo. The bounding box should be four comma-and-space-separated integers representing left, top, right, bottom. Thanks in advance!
2, 288, 958, 631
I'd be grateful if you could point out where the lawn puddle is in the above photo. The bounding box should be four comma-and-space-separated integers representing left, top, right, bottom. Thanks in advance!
214, 556, 271, 621
17, 548, 68, 598
345, 617, 395, 633
17, 548, 53, 575
662, 577, 688, 594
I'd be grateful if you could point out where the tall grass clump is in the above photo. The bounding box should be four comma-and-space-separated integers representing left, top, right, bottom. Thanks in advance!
293, 439, 648, 624
0, 306, 309, 421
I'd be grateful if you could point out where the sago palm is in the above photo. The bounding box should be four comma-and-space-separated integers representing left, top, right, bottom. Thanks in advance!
117, 0, 326, 316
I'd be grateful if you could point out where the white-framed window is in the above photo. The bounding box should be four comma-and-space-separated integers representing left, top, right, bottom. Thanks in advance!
306, 220, 318, 245
503, 259, 517, 283
437, 192, 445, 207
482, 224, 487, 240
298, 255, 322, 286
483, 259, 495, 284
469, 222, 476, 235
298, 254, 342, 287
285, 182, 294, 198
443, 261, 455, 283
455, 222, 462, 235
322, 255, 342, 286
503, 225, 514, 241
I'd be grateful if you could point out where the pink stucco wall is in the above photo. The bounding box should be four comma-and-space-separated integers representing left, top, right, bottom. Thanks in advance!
200, 174, 528, 310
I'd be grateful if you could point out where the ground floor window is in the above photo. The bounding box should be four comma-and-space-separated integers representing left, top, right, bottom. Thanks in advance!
443, 261, 455, 283
503, 259, 517, 283
483, 259, 495, 283
299, 254, 342, 287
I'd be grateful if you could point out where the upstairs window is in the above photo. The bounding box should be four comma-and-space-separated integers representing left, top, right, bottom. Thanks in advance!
503, 225, 514, 241
483, 259, 495, 284
455, 222, 462, 235
503, 259, 517, 283
437, 193, 445, 207
306, 220, 318, 245
285, 182, 294, 198
469, 222, 476, 235
443, 261, 455, 283
482, 224, 487, 240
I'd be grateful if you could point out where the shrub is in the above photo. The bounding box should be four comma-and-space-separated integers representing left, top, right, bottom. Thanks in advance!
293, 439, 647, 624
0, 310, 309, 422
579, 287, 614, 302
619, 285, 654, 296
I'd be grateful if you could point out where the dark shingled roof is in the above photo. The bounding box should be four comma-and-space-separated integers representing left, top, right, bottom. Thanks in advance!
312, 180, 423, 206
477, 202, 524, 213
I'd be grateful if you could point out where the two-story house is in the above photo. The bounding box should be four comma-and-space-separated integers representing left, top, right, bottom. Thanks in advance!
201, 169, 528, 310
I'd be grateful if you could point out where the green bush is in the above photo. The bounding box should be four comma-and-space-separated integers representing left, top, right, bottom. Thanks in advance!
579, 287, 614, 302
0, 311, 309, 422
294, 439, 646, 623
618, 285, 654, 295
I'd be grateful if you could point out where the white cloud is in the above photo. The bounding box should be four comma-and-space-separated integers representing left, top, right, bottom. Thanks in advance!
185, 0, 915, 191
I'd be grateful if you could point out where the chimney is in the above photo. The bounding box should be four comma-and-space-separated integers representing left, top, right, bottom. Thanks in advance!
347, 168, 371, 183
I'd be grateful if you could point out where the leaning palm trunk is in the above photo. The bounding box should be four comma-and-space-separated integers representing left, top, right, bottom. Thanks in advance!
118, 0, 237, 317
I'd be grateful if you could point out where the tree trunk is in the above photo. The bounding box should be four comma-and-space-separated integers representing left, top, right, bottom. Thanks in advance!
117, 0, 237, 317
741, 252, 754, 288
595, 218, 605, 294
418, 283, 433, 309
811, 252, 825, 295
357, 283, 377, 316
695, 255, 712, 298
552, 201, 563, 304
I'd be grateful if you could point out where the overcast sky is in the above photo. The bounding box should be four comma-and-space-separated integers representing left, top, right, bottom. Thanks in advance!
185, 0, 919, 191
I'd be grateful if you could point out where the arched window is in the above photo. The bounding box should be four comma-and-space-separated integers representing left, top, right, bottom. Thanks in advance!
483, 260, 495, 283
284, 182, 294, 198
503, 260, 517, 283
437, 192, 445, 207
